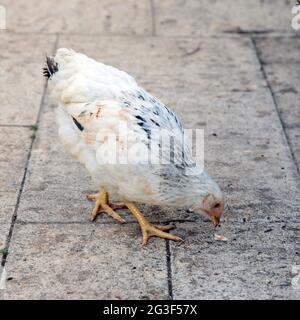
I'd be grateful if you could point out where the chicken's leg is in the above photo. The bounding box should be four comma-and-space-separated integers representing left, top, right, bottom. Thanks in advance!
125, 202, 183, 245
87, 189, 126, 223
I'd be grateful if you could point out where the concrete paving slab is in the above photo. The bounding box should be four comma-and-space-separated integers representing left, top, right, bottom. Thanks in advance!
3, 223, 169, 299
0, 205, 13, 250
0, 33, 56, 125
170, 200, 300, 299
254, 36, 300, 170
159, 82, 300, 300
0, 127, 32, 249
1, 0, 152, 35
154, 0, 296, 36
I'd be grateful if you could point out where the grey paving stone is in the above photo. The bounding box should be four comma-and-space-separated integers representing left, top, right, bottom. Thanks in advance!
154, 0, 296, 36
0, 206, 12, 250
170, 203, 300, 299
2, 0, 152, 35
170, 200, 300, 299
167, 65, 300, 298
164, 90, 300, 299
254, 36, 300, 170
0, 127, 32, 249
0, 33, 56, 125
3, 223, 169, 299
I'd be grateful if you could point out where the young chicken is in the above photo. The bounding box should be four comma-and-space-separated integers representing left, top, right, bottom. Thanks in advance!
44, 48, 224, 245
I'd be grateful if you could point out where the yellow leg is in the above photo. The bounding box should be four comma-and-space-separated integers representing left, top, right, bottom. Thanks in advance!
125, 202, 183, 245
87, 189, 126, 224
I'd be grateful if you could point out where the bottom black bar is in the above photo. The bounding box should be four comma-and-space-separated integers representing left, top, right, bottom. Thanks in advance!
0, 300, 298, 319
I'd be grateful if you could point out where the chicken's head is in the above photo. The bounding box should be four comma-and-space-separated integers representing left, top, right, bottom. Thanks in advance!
199, 193, 224, 226
190, 172, 225, 226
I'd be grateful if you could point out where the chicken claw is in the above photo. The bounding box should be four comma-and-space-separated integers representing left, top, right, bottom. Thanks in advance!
125, 202, 183, 245
87, 190, 126, 224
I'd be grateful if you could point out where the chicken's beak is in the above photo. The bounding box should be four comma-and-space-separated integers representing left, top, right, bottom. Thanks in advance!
211, 216, 220, 227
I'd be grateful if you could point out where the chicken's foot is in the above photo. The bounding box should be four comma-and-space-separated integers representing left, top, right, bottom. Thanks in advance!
125, 202, 183, 245
87, 190, 126, 223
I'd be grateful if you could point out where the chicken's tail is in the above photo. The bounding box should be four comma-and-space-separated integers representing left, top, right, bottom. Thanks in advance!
43, 56, 58, 79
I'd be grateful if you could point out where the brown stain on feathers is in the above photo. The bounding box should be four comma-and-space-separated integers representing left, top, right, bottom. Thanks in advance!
84, 132, 94, 145
79, 103, 103, 120
95, 104, 102, 118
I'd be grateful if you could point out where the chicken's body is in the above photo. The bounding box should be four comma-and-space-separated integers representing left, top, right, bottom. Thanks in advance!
45, 48, 224, 245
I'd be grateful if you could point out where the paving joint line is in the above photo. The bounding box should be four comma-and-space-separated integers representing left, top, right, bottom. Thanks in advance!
165, 239, 174, 300
251, 36, 300, 180
1, 34, 60, 267
14, 219, 197, 225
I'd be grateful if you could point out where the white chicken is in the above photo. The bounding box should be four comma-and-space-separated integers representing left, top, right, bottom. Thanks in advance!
44, 48, 224, 245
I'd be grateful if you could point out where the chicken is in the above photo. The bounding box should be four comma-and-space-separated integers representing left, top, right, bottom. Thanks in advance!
43, 48, 224, 245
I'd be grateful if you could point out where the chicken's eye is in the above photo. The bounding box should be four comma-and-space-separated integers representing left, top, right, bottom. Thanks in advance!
214, 203, 220, 208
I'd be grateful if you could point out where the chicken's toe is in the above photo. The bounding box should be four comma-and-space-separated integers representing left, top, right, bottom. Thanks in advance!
141, 225, 182, 246
88, 190, 126, 224
154, 224, 177, 231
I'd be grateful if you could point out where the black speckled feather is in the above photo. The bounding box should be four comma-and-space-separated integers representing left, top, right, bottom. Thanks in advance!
72, 117, 84, 131
43, 56, 58, 79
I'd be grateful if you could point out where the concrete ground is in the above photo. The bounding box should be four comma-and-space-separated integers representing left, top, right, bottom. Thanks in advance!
0, 0, 300, 299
